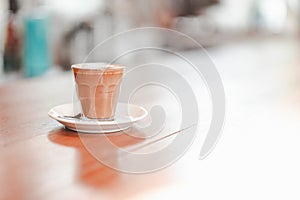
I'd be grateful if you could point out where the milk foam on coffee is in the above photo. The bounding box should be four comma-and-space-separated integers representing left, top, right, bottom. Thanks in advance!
72, 63, 124, 119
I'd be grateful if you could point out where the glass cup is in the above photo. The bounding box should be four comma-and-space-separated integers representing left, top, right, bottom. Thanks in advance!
72, 63, 125, 120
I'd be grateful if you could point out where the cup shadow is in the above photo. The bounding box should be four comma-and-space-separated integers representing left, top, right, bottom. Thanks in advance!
48, 127, 144, 188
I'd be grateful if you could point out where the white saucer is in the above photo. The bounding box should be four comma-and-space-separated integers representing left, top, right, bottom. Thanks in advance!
48, 102, 148, 133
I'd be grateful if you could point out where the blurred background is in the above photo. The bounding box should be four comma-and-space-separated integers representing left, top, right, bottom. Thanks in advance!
0, 0, 300, 84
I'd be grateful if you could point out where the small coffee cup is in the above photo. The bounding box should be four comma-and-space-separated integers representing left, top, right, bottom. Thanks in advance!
72, 63, 124, 120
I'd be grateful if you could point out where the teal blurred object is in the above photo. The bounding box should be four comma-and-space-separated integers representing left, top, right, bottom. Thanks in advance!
24, 15, 50, 77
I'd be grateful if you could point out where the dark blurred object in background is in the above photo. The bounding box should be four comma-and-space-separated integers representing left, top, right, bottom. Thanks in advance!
57, 21, 93, 71
174, 0, 219, 16
155, 0, 219, 28
8, 0, 18, 14
3, 0, 21, 73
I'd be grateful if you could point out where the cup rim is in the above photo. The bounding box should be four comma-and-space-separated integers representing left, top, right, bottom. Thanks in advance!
71, 63, 125, 71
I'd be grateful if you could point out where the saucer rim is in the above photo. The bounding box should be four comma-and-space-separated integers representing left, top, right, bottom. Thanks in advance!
48, 102, 148, 126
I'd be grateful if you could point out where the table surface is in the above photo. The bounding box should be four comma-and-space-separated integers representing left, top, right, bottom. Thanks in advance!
1, 36, 300, 200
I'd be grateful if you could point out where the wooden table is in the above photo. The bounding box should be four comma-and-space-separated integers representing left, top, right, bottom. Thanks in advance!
1, 36, 300, 200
